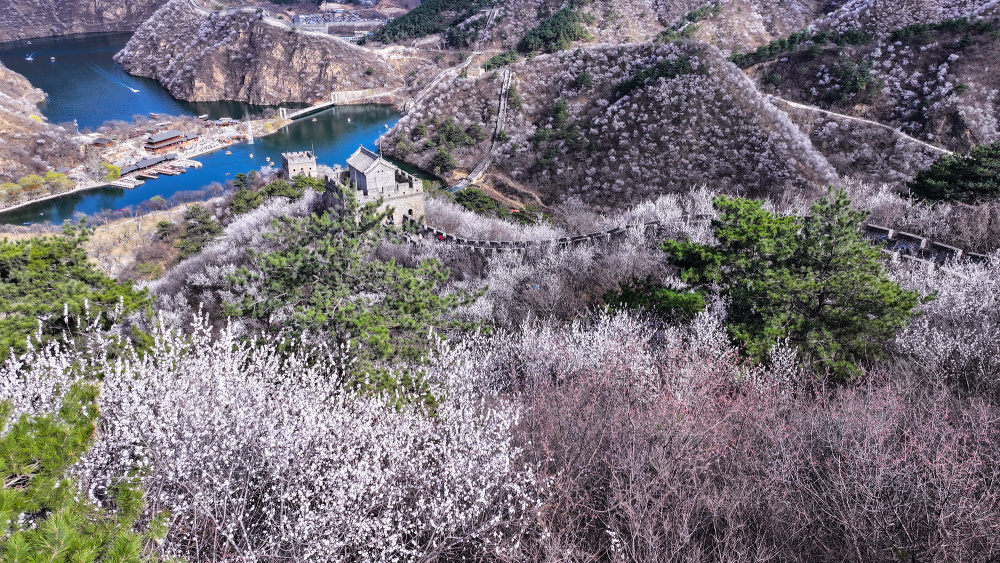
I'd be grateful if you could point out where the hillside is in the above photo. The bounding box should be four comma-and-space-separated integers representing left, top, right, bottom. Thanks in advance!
746, 12, 1000, 152
115, 0, 420, 105
0, 62, 79, 182
385, 42, 838, 209
482, 0, 832, 52
0, 0, 167, 42
815, 0, 1000, 35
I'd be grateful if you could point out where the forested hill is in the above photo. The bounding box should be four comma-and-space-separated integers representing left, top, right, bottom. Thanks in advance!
384, 41, 838, 209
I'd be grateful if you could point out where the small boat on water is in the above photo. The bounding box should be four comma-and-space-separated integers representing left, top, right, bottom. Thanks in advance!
312, 117, 318, 121
50, 56, 55, 62
249, 153, 254, 158
129, 88, 140, 93
225, 151, 232, 155
198, 114, 209, 120
25, 53, 33, 61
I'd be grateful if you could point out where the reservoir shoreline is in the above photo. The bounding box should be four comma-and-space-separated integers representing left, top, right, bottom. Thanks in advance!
0, 32, 401, 226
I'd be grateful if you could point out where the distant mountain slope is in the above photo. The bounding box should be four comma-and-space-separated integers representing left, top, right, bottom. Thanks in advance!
750, 16, 1000, 151
0, 0, 168, 42
431, 0, 835, 53
386, 42, 838, 209
115, 0, 413, 105
0, 63, 80, 182
816, 0, 1000, 34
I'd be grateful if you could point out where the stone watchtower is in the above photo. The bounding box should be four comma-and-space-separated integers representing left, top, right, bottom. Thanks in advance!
333, 145, 424, 225
281, 151, 317, 178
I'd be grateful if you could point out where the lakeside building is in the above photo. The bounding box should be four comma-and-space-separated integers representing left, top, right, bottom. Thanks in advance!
144, 130, 198, 155
120, 155, 176, 176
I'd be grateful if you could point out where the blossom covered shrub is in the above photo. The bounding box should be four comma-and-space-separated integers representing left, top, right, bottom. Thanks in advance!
0, 315, 542, 562
479, 312, 1000, 561
889, 254, 1000, 400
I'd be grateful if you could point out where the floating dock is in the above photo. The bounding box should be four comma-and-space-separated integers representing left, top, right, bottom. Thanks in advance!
108, 178, 145, 189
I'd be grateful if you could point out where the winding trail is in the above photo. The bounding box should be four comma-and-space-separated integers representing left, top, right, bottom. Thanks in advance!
449, 67, 512, 192
765, 94, 954, 156
404, 54, 478, 112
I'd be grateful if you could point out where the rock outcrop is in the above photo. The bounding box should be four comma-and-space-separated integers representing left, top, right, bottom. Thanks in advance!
0, 0, 168, 42
0, 63, 79, 182
115, 0, 408, 105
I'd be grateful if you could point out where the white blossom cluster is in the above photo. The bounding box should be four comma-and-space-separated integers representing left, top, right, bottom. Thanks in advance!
841, 177, 1000, 252
0, 314, 541, 561
444, 192, 714, 328
816, 0, 998, 35
889, 253, 1000, 398
148, 191, 320, 333
425, 196, 565, 241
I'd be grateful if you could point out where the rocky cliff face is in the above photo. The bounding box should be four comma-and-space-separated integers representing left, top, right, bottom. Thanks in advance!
0, 63, 79, 182
0, 0, 167, 42
115, 0, 409, 105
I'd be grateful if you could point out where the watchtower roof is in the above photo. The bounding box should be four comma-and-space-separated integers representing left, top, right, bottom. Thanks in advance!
346, 145, 382, 173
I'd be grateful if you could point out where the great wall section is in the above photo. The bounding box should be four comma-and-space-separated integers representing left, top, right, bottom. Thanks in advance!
403, 216, 993, 268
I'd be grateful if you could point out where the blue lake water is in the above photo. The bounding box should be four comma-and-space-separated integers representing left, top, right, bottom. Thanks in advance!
0, 33, 402, 225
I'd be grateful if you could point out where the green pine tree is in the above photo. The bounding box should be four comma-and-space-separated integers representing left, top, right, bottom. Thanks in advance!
663, 188, 921, 380
908, 141, 1000, 203
224, 186, 476, 395
0, 385, 166, 562
174, 205, 222, 260
0, 226, 150, 361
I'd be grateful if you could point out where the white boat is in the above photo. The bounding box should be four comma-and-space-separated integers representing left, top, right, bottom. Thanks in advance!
25, 53, 33, 61
249, 153, 254, 158
129, 88, 140, 93
50, 56, 55, 62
